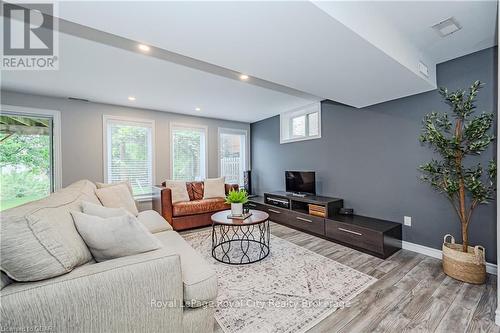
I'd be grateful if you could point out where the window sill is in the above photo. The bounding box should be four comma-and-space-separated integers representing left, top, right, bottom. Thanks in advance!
134, 195, 153, 202
280, 134, 321, 144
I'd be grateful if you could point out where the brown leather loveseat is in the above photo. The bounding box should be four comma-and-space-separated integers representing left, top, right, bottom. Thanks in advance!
153, 181, 238, 230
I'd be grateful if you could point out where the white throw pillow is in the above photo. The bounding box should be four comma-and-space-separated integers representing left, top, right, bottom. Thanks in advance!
203, 177, 226, 199
164, 180, 190, 204
82, 201, 171, 234
137, 210, 173, 234
81, 201, 130, 218
0, 180, 98, 282
96, 181, 133, 195
71, 211, 162, 262
95, 184, 139, 216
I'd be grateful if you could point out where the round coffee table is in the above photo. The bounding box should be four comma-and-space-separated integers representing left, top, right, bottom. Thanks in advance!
211, 209, 270, 265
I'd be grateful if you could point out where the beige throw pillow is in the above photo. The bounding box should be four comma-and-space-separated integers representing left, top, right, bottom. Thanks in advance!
71, 211, 161, 262
82, 201, 170, 234
164, 180, 190, 204
0, 180, 98, 282
203, 177, 226, 199
137, 210, 172, 234
81, 201, 130, 218
95, 184, 139, 216
96, 181, 133, 195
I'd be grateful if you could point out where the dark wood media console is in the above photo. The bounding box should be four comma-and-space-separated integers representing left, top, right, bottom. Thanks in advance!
247, 192, 402, 259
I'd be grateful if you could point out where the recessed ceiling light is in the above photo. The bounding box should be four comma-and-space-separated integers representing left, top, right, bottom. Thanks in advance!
128, 96, 136, 101
239, 74, 249, 80
138, 44, 150, 52
195, 107, 201, 111
432, 17, 462, 37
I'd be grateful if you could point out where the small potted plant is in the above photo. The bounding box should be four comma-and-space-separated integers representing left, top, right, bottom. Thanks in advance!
225, 189, 249, 216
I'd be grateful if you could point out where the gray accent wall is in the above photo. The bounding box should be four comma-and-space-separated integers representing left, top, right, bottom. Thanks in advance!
251, 47, 497, 263
0, 91, 249, 210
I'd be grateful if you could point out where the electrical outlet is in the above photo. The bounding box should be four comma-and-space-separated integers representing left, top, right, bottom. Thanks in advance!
404, 216, 412, 227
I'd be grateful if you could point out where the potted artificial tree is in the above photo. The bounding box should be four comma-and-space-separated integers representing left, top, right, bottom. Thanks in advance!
225, 189, 249, 217
419, 80, 496, 284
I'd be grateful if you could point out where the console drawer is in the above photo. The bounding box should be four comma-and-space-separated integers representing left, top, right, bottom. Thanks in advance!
264, 206, 289, 223
286, 211, 324, 235
265, 206, 324, 235
325, 220, 383, 254
246, 201, 265, 211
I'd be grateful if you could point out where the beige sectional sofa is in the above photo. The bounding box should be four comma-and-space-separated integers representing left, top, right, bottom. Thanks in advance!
0, 180, 217, 333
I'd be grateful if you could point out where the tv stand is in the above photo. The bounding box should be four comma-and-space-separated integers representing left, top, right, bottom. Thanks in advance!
247, 191, 402, 259
263, 191, 342, 217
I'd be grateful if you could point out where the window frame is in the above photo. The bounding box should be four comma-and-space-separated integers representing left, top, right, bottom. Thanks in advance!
280, 102, 321, 144
169, 122, 208, 181
217, 127, 250, 186
1, 104, 62, 191
102, 115, 155, 200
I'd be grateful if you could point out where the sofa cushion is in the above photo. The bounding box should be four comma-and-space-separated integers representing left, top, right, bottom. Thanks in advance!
164, 180, 190, 204
203, 177, 226, 199
81, 201, 128, 218
95, 180, 133, 195
1, 180, 99, 281
95, 184, 139, 216
188, 182, 204, 201
172, 198, 228, 217
71, 211, 162, 262
137, 210, 173, 233
154, 231, 217, 307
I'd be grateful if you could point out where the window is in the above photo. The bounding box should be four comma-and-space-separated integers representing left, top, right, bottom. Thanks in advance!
103, 116, 154, 198
218, 128, 248, 186
0, 105, 61, 211
170, 124, 207, 181
280, 102, 321, 144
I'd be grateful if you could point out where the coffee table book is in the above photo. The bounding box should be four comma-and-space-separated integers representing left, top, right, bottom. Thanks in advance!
227, 212, 253, 220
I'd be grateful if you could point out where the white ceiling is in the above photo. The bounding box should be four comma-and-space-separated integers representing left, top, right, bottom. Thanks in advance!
363, 1, 498, 64
1, 32, 315, 123
50, 1, 438, 108
1, 1, 497, 122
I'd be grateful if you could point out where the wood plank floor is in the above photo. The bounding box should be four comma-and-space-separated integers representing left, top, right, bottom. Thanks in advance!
184, 222, 498, 333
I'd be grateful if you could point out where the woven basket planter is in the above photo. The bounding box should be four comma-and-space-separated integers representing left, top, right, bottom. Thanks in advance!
442, 234, 486, 284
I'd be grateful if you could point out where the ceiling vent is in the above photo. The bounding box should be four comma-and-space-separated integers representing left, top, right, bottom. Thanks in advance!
432, 17, 462, 37
418, 61, 429, 77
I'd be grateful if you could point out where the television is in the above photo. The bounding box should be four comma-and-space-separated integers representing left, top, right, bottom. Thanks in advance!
285, 171, 316, 195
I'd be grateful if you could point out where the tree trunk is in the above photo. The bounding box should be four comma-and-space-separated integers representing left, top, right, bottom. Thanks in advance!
458, 180, 468, 251
454, 118, 468, 252
461, 220, 469, 252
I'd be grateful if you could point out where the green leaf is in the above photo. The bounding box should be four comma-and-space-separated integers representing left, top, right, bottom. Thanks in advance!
419, 80, 496, 208
225, 189, 249, 204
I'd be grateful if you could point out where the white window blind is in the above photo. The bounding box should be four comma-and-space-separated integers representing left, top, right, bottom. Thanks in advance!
219, 128, 247, 186
104, 116, 154, 197
171, 124, 207, 181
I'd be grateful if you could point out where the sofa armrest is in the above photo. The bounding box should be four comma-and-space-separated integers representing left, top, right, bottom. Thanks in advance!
1, 250, 184, 332
225, 184, 239, 194
153, 185, 174, 226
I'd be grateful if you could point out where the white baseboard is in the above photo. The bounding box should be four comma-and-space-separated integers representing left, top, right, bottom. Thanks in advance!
402, 241, 497, 275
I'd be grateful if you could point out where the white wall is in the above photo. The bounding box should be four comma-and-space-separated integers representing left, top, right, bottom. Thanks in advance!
0, 90, 250, 205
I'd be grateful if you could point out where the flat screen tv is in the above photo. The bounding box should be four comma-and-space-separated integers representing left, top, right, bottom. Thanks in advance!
285, 171, 316, 195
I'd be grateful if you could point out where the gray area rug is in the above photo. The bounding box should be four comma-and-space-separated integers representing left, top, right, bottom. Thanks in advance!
183, 230, 377, 333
